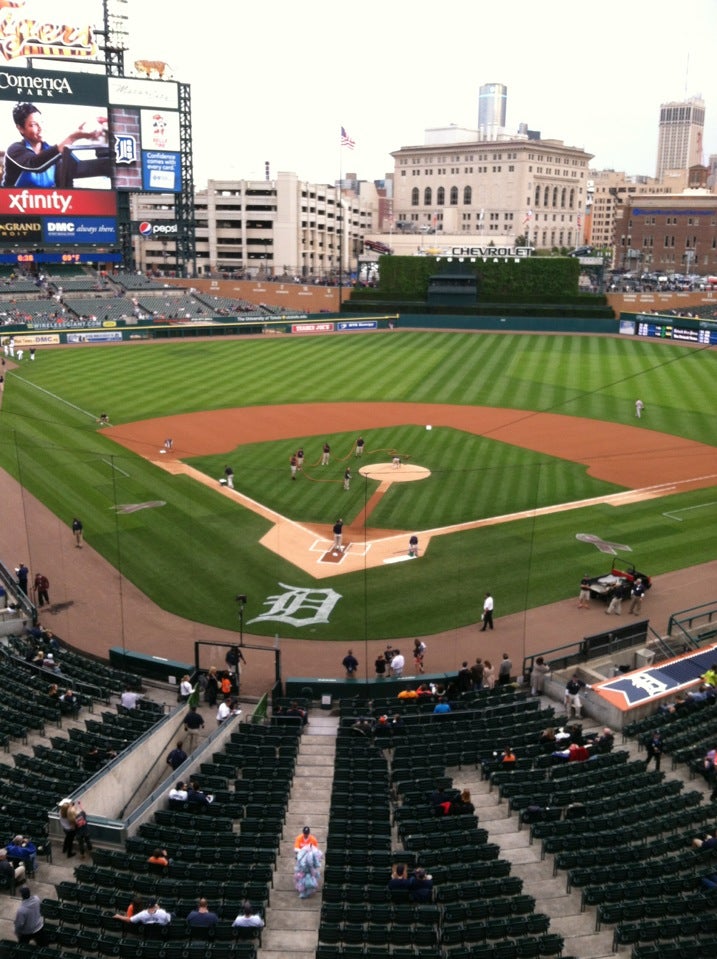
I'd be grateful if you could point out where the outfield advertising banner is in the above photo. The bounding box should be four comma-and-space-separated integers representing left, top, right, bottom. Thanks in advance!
0, 64, 116, 243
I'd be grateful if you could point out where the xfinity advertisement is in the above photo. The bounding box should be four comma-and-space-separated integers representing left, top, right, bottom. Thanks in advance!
0, 64, 117, 243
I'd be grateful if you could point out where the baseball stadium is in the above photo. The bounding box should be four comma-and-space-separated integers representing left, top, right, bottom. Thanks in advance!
0, 4, 716, 959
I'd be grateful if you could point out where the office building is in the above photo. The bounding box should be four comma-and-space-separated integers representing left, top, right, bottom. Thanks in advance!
391, 134, 591, 251
478, 83, 507, 141
655, 97, 705, 180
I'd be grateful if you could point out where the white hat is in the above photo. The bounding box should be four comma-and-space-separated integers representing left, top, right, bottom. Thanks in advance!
59, 798, 72, 806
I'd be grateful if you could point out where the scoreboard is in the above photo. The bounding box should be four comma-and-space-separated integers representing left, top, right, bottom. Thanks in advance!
0, 252, 121, 265
635, 317, 717, 346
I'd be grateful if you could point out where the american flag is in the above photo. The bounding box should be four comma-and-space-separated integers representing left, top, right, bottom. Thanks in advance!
341, 126, 355, 150
523, 209, 533, 224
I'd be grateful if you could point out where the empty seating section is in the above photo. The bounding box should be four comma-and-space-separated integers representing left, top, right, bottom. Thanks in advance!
137, 293, 211, 318
0, 266, 298, 329
192, 293, 265, 315
0, 642, 166, 863
317, 690, 566, 957
0, 718, 302, 959
63, 297, 138, 323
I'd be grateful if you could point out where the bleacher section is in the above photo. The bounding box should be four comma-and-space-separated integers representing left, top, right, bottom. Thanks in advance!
0, 719, 303, 959
0, 632, 716, 958
63, 297, 137, 323
136, 294, 213, 319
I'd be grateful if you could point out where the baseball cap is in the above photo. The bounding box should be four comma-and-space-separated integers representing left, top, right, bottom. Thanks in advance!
302, 826, 310, 835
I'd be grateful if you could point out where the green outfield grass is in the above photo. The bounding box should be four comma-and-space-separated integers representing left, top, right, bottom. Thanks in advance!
0, 331, 715, 640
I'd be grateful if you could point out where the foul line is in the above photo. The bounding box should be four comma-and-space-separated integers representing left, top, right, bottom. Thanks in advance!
102, 459, 130, 477
13, 375, 97, 420
663, 501, 717, 522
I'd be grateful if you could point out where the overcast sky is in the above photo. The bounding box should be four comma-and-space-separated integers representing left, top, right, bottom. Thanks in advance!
126, 0, 717, 188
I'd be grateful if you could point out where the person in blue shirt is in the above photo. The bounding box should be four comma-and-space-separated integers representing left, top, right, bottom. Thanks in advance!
6, 836, 37, 874
2, 102, 110, 189
433, 698, 451, 714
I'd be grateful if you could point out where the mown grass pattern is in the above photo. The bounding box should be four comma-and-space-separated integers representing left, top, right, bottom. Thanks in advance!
0, 332, 715, 640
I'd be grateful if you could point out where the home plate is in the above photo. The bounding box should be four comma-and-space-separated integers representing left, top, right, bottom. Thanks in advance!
384, 554, 416, 565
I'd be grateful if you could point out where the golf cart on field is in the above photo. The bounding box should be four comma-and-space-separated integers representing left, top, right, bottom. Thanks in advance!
585, 563, 652, 600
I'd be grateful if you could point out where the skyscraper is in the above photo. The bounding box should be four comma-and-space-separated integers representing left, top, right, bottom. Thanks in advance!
478, 83, 507, 141
655, 96, 705, 180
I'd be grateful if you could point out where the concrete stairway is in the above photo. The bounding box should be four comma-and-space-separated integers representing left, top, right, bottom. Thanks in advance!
259, 710, 338, 959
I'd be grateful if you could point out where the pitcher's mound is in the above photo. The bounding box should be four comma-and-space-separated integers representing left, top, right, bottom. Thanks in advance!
358, 463, 431, 483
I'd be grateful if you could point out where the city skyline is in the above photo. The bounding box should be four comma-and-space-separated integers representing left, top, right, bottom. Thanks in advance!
127, 0, 717, 188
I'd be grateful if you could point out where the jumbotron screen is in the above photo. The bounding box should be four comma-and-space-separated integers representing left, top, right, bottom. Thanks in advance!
0, 65, 115, 246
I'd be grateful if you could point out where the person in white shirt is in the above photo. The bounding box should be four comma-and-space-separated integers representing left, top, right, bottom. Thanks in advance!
216, 699, 240, 724
390, 651, 405, 678
120, 687, 141, 709
232, 901, 264, 928
168, 781, 188, 801
480, 592, 494, 631
179, 675, 193, 702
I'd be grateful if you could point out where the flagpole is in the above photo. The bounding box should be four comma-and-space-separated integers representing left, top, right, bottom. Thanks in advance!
339, 129, 343, 307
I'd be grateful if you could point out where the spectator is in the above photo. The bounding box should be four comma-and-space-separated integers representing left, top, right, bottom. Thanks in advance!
217, 698, 240, 724
14, 887, 48, 945
390, 650, 405, 678
692, 829, 717, 851
73, 800, 92, 857
186, 898, 218, 931
531, 657, 550, 696
186, 781, 212, 806
168, 781, 188, 802
115, 900, 171, 925
59, 798, 77, 857
166, 741, 187, 771
497, 653, 512, 685
285, 701, 308, 726
178, 675, 193, 703
585, 727, 615, 755
409, 867, 434, 903
645, 730, 664, 770
120, 686, 142, 709
0, 848, 24, 885
59, 689, 80, 716
449, 789, 475, 816
232, 901, 265, 928
5, 836, 37, 875
147, 848, 169, 868
387, 863, 411, 891
433, 697, 451, 715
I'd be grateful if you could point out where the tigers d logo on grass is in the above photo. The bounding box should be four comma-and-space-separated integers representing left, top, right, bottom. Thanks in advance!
247, 583, 342, 628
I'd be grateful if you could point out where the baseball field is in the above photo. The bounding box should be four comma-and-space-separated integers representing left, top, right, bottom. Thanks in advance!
0, 330, 715, 641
